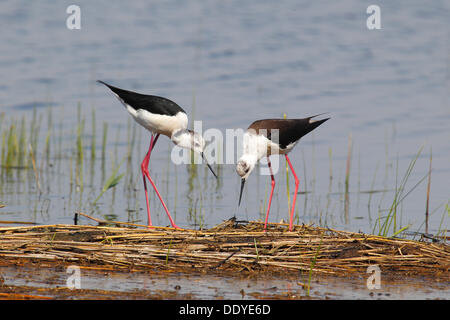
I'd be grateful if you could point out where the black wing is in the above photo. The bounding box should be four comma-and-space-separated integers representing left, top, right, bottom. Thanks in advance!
249, 115, 330, 149
97, 80, 186, 116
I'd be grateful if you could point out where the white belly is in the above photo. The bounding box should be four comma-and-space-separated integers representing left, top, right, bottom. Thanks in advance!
243, 132, 298, 161
243, 132, 282, 161
126, 104, 188, 137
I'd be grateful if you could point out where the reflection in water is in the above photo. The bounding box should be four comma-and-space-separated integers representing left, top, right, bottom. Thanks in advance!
344, 191, 350, 226
1, 264, 448, 299
344, 134, 352, 225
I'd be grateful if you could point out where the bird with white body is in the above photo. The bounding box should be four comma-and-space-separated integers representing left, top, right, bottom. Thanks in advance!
98, 80, 217, 229
236, 115, 330, 231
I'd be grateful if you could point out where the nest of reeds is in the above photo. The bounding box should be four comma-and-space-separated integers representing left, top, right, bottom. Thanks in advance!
0, 218, 448, 281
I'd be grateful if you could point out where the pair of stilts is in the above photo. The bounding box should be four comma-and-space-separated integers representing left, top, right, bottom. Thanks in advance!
98, 81, 329, 231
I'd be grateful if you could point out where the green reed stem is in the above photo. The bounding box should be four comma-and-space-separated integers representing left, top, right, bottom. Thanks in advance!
379, 146, 424, 237
425, 147, 432, 234
306, 234, 323, 297
93, 157, 125, 205
91, 107, 96, 161
18, 117, 27, 168
283, 113, 291, 216
28, 143, 41, 193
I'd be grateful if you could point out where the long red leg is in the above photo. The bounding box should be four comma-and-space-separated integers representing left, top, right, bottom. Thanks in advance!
285, 154, 299, 231
141, 134, 179, 229
264, 156, 275, 232
141, 134, 156, 227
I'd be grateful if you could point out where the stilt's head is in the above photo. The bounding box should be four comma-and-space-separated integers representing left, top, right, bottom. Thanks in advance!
171, 129, 205, 153
236, 154, 257, 206
171, 129, 218, 178
236, 154, 257, 180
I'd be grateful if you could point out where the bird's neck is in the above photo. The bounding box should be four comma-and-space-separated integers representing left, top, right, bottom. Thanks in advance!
243, 132, 269, 161
171, 128, 186, 138
171, 128, 188, 143
171, 128, 193, 150
240, 153, 258, 166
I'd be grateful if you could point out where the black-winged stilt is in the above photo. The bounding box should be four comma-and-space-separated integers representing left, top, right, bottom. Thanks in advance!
236, 114, 330, 231
98, 80, 217, 229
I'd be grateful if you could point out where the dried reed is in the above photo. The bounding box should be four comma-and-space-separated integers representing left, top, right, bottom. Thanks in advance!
0, 218, 448, 280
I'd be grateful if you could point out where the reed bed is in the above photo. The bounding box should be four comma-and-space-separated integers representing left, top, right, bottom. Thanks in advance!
0, 218, 448, 280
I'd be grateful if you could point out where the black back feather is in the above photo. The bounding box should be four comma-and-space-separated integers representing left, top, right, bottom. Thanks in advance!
248, 115, 330, 149
97, 80, 186, 116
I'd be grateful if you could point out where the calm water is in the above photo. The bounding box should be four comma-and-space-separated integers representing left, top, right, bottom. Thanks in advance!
0, 0, 449, 237
2, 265, 449, 299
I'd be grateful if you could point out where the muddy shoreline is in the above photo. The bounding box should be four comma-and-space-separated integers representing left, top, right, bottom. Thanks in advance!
0, 220, 448, 299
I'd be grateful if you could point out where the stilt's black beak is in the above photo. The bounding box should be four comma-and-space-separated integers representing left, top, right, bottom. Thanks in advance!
201, 152, 218, 179
238, 178, 245, 207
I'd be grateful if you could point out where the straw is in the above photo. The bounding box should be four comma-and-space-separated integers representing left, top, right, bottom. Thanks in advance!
0, 218, 447, 280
